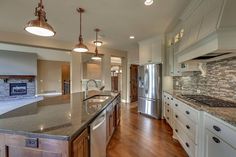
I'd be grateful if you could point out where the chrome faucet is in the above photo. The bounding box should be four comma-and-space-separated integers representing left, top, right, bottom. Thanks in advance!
86, 79, 99, 91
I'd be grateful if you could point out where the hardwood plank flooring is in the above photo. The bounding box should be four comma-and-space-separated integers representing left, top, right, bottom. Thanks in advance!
107, 102, 188, 157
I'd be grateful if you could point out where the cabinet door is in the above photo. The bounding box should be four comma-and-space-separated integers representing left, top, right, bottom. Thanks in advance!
166, 46, 174, 76
205, 130, 236, 157
139, 41, 152, 64
151, 40, 162, 63
73, 129, 89, 157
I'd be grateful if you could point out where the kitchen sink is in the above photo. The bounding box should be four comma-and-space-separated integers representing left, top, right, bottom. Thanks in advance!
84, 95, 110, 103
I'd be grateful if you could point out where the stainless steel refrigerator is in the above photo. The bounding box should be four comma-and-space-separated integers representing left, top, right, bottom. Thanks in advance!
138, 64, 162, 119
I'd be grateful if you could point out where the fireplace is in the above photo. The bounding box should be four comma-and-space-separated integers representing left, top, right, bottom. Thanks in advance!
10, 83, 27, 96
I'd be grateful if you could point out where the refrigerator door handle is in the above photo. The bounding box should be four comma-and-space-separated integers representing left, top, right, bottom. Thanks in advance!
144, 69, 149, 95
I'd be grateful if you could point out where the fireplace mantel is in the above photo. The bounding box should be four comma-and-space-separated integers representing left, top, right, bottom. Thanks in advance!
0, 75, 35, 83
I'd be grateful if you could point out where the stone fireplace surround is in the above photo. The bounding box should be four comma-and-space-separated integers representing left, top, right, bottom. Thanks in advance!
0, 76, 36, 100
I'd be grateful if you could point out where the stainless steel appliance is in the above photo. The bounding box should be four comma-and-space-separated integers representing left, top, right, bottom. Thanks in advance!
138, 64, 162, 119
182, 95, 236, 107
90, 110, 106, 157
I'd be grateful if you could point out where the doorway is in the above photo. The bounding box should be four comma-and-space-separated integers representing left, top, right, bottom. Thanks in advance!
130, 64, 139, 102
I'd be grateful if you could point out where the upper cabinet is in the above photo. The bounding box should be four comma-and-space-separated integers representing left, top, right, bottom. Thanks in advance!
139, 36, 164, 65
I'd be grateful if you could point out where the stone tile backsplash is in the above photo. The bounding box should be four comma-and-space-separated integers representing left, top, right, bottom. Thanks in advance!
174, 57, 236, 102
0, 79, 35, 100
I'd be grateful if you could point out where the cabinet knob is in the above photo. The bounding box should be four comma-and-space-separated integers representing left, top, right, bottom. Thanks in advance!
175, 115, 178, 118
212, 137, 221, 143
185, 111, 190, 115
213, 125, 221, 132
186, 125, 190, 129
167, 117, 169, 120
175, 104, 178, 107
175, 129, 178, 133
171, 98, 173, 100
167, 109, 170, 112
185, 142, 190, 148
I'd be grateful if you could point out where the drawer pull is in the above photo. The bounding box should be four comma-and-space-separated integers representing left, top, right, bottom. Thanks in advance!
167, 117, 169, 120
185, 111, 190, 115
185, 142, 189, 148
186, 125, 190, 129
171, 98, 173, 100
212, 137, 221, 143
167, 109, 170, 112
175, 104, 178, 107
213, 125, 221, 132
167, 97, 169, 100
175, 115, 178, 118
175, 129, 178, 133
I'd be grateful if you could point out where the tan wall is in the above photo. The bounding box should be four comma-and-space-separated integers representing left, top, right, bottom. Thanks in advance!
37, 60, 70, 94
83, 63, 102, 80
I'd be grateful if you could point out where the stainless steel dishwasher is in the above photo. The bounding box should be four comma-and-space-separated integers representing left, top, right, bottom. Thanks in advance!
90, 110, 106, 157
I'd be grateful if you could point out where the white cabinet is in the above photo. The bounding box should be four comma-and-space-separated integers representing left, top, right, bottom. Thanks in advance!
165, 45, 174, 76
139, 36, 163, 65
204, 113, 236, 157
205, 130, 236, 157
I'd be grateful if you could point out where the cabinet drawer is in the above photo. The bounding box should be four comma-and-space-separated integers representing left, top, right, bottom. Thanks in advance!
174, 109, 198, 144
204, 113, 236, 148
165, 104, 172, 126
205, 130, 236, 157
173, 98, 199, 123
174, 121, 196, 157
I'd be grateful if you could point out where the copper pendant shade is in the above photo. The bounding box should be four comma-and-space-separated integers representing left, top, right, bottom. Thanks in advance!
92, 29, 102, 60
73, 8, 89, 53
25, 0, 55, 37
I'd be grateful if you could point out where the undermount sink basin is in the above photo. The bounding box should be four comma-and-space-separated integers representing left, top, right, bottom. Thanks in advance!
85, 95, 110, 103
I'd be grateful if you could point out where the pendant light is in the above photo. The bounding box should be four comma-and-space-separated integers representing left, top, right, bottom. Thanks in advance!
73, 8, 89, 53
91, 29, 102, 60
25, 0, 55, 37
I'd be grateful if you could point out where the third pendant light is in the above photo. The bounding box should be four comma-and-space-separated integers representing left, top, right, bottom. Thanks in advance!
91, 29, 102, 60
73, 8, 89, 53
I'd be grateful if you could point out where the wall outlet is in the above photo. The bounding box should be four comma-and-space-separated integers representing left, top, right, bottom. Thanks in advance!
197, 89, 201, 94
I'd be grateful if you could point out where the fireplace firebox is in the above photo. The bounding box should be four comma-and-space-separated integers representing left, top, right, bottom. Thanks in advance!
10, 83, 27, 96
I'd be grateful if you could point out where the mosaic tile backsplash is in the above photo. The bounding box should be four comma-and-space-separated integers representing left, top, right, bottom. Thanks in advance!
174, 57, 236, 102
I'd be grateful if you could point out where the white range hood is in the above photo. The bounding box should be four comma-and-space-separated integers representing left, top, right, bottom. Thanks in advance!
177, 0, 236, 63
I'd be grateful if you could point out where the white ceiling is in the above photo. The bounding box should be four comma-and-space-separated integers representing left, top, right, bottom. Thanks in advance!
0, 0, 189, 51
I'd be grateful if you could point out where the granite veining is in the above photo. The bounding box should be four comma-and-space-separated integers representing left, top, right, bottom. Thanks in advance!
164, 90, 236, 127
0, 90, 120, 141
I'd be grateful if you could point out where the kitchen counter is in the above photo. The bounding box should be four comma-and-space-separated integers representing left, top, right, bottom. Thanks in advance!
0, 90, 120, 141
164, 90, 236, 127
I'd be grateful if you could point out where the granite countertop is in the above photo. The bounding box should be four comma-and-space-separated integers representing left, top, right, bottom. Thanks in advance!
164, 90, 236, 127
0, 90, 120, 141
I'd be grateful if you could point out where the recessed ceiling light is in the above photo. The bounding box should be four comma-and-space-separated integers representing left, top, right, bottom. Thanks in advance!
129, 36, 135, 39
144, 0, 154, 6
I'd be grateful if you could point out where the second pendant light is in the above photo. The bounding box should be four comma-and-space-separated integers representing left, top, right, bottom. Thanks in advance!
73, 8, 89, 53
91, 29, 102, 60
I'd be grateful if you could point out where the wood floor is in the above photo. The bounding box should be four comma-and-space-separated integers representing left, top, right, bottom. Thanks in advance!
107, 102, 188, 157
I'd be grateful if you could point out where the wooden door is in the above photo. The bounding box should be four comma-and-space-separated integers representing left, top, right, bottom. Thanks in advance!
111, 76, 118, 92
130, 64, 139, 102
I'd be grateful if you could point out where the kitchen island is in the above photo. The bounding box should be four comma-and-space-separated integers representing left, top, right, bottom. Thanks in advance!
0, 90, 121, 157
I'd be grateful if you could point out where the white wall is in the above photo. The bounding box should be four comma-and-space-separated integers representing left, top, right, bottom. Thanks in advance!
0, 50, 37, 75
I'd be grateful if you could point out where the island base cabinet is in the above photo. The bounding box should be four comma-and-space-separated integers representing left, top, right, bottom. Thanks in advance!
72, 129, 89, 157
4, 134, 69, 157
205, 130, 236, 157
